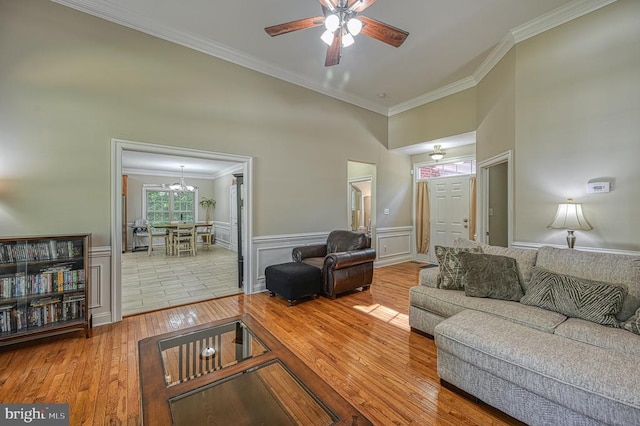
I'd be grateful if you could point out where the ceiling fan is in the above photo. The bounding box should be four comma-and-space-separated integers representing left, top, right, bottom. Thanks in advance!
265, 0, 409, 67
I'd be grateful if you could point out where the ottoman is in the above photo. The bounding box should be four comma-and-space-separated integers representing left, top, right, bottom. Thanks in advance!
265, 262, 322, 306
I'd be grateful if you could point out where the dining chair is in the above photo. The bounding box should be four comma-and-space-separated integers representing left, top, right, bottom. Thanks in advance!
196, 224, 214, 250
173, 224, 196, 257
147, 223, 170, 256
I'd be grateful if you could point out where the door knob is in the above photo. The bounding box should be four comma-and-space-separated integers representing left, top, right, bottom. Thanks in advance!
463, 218, 468, 223
464, 225, 468, 229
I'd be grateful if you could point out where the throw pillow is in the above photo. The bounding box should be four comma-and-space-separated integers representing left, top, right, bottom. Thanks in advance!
435, 245, 483, 290
520, 267, 628, 327
458, 252, 523, 301
622, 308, 640, 335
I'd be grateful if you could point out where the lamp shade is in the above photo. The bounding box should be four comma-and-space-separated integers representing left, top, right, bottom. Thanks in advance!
548, 199, 592, 231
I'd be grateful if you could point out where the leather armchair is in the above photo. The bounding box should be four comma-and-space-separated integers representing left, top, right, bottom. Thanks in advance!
292, 230, 376, 299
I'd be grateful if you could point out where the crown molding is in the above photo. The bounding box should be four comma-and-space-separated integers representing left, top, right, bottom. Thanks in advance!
50, 0, 388, 115
472, 33, 516, 87
52, 0, 617, 117
389, 0, 617, 116
388, 76, 477, 116
511, 0, 617, 43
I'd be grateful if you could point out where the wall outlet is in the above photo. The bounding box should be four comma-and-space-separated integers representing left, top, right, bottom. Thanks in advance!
384, 208, 390, 215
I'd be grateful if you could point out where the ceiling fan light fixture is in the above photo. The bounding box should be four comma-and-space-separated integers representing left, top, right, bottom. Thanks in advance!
342, 32, 355, 47
347, 18, 362, 36
321, 29, 335, 46
324, 14, 340, 32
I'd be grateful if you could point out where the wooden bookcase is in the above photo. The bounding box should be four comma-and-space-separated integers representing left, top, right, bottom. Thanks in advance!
0, 234, 91, 347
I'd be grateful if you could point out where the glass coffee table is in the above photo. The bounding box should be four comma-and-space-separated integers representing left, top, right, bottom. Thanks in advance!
139, 314, 372, 425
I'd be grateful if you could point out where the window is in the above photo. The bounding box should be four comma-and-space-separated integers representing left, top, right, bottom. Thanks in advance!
416, 159, 476, 181
143, 186, 197, 223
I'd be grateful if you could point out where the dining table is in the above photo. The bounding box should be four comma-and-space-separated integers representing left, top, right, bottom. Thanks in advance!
152, 222, 212, 255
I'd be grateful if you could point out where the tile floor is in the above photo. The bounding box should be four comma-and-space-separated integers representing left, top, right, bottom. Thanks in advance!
121, 244, 241, 316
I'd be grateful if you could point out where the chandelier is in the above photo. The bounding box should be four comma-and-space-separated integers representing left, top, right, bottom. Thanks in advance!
165, 165, 196, 193
320, 1, 363, 48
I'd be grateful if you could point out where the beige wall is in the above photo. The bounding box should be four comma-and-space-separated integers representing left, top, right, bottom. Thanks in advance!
0, 0, 412, 246
515, 0, 640, 251
400, 0, 639, 251
388, 88, 477, 149
211, 174, 235, 224
476, 49, 516, 163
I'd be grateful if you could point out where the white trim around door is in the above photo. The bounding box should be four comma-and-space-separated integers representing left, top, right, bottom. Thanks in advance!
111, 139, 253, 323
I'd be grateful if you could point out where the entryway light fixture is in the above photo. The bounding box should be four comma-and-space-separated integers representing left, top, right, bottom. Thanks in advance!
547, 198, 592, 248
429, 145, 446, 161
166, 165, 196, 193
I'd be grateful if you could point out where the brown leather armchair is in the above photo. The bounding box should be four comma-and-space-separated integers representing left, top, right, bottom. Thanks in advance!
292, 230, 376, 299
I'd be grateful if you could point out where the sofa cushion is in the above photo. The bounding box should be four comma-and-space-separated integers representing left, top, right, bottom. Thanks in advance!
453, 238, 537, 288
458, 252, 523, 301
520, 267, 627, 328
622, 307, 640, 335
536, 246, 640, 321
555, 318, 640, 357
435, 310, 640, 425
435, 245, 483, 290
409, 285, 566, 333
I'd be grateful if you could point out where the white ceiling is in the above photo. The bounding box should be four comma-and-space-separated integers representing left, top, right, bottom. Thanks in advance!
51, 0, 611, 117
122, 151, 242, 178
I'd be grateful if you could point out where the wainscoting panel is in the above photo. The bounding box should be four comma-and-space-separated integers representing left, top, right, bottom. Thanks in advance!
89, 246, 112, 327
251, 232, 329, 294
213, 221, 232, 250
375, 227, 414, 267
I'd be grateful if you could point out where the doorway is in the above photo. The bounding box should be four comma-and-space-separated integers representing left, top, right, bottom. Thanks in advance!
111, 139, 253, 323
477, 151, 513, 246
347, 161, 376, 244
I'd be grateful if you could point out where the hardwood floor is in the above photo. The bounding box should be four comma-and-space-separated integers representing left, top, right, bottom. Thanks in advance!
0, 262, 521, 425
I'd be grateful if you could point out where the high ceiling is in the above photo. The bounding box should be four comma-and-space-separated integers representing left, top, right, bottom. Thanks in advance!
51, 0, 609, 116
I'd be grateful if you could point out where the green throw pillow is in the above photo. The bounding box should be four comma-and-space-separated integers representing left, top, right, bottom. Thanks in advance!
622, 308, 640, 335
458, 252, 523, 301
435, 245, 483, 290
520, 267, 627, 327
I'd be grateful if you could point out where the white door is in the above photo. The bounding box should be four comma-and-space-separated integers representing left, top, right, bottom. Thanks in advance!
429, 176, 471, 263
230, 183, 238, 252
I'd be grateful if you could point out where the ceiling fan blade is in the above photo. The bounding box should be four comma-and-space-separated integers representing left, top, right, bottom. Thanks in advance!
325, 31, 342, 66
265, 17, 324, 37
318, 0, 338, 12
348, 0, 377, 13
359, 16, 409, 47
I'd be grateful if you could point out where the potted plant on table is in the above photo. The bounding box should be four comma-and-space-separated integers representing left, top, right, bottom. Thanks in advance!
199, 197, 216, 224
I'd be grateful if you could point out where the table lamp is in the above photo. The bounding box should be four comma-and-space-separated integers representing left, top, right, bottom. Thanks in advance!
547, 198, 592, 248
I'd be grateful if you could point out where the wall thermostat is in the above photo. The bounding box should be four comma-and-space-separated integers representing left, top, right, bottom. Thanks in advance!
587, 182, 610, 193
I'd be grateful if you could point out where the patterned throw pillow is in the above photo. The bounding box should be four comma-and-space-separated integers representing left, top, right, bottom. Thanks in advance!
435, 245, 483, 290
622, 308, 640, 335
520, 267, 628, 327
458, 252, 523, 301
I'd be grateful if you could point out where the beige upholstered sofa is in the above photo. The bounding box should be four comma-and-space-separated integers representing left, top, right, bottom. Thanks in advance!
409, 239, 640, 425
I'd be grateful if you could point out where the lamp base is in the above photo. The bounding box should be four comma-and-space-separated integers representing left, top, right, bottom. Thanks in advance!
566, 230, 576, 249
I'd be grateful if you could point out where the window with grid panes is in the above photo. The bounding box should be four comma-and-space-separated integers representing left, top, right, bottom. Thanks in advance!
144, 188, 197, 223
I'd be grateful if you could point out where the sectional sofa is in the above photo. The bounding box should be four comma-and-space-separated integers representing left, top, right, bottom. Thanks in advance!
409, 239, 640, 425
